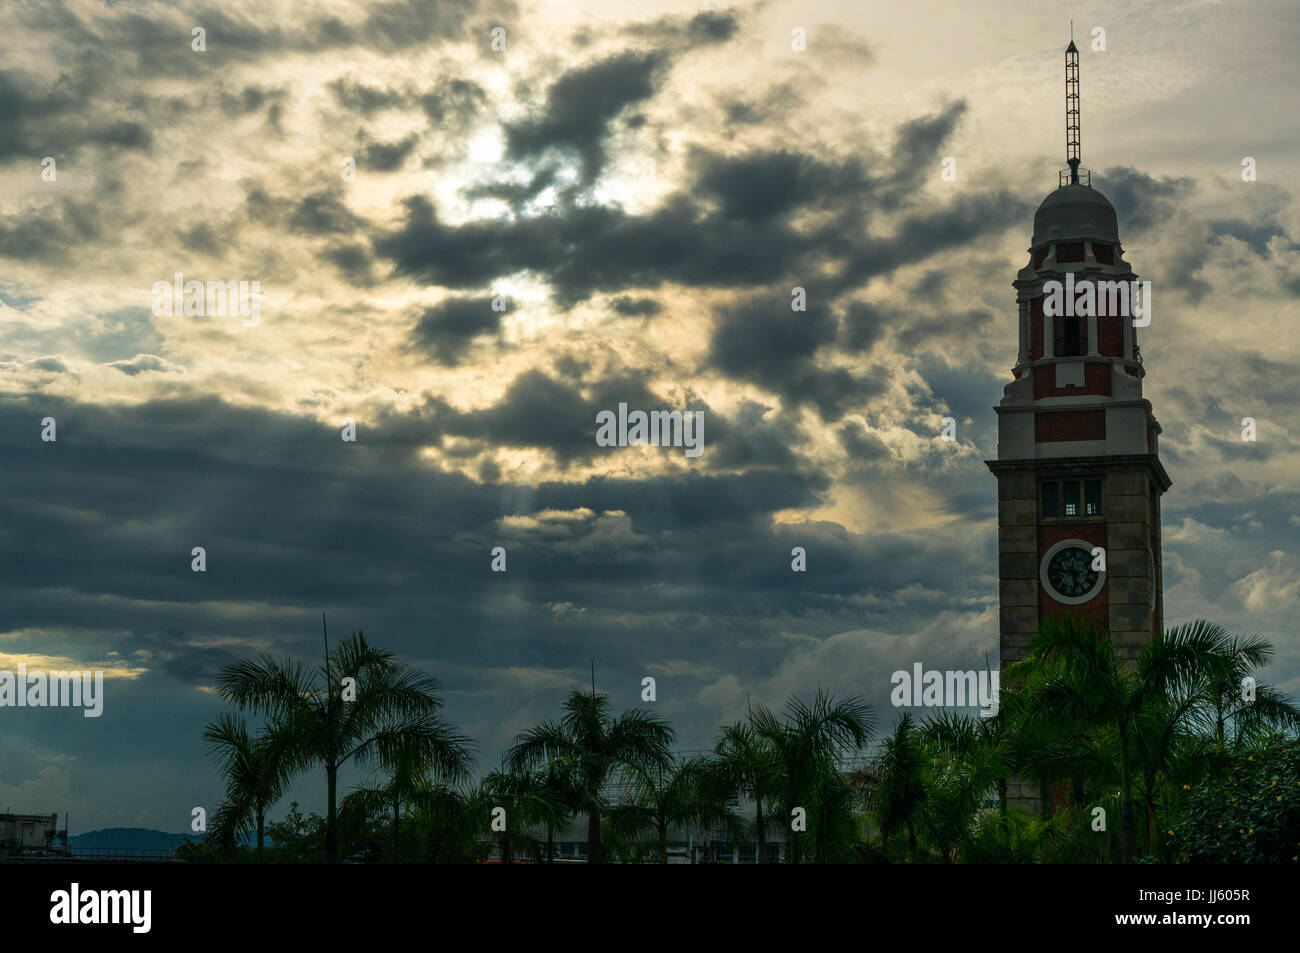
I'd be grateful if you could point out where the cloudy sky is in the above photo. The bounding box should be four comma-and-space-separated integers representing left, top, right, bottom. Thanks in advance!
1, 0, 1298, 832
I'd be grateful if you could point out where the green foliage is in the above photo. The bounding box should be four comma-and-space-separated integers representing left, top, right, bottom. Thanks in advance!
749, 689, 873, 864
1175, 739, 1300, 863
194, 618, 1295, 864
202, 713, 296, 860
263, 802, 328, 864
508, 688, 676, 864
215, 628, 473, 864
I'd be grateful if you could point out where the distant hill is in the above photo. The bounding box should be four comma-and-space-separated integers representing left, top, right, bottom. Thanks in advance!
68, 828, 204, 851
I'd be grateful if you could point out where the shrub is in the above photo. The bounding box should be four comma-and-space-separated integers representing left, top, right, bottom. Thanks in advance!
1175, 740, 1300, 863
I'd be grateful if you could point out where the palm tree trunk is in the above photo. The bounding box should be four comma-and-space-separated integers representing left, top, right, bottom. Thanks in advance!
787, 803, 800, 864
256, 807, 265, 863
1145, 798, 1160, 862
546, 826, 554, 863
755, 796, 766, 864
1118, 731, 1136, 864
658, 822, 668, 864
587, 807, 602, 864
325, 762, 339, 864
998, 778, 1007, 818
393, 796, 400, 864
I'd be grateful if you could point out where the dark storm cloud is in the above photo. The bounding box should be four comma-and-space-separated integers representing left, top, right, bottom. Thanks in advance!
1167, 353, 1300, 423
623, 9, 740, 46
833, 189, 1032, 295
371, 95, 1017, 306
420, 78, 490, 126
894, 308, 995, 353
906, 353, 1003, 452
1099, 166, 1196, 235
382, 365, 813, 474
21, 0, 512, 74
346, 0, 512, 54
289, 191, 363, 235
329, 77, 410, 113
869, 101, 967, 212
505, 51, 665, 181
0, 192, 113, 260
374, 190, 832, 304
326, 75, 487, 132
711, 299, 836, 380
610, 295, 662, 316
838, 420, 891, 462
464, 164, 562, 208
709, 298, 891, 421
321, 242, 377, 285
408, 297, 504, 365
163, 645, 242, 685
705, 400, 803, 470
1199, 432, 1276, 462
217, 84, 289, 116
693, 149, 869, 221
433, 369, 664, 463
6, 355, 77, 375
0, 389, 910, 648
43, 5, 277, 79
1208, 219, 1294, 258
720, 82, 805, 127
362, 133, 420, 172
178, 223, 224, 256
0, 70, 153, 163
0, 384, 1008, 827
840, 301, 888, 353
686, 10, 739, 43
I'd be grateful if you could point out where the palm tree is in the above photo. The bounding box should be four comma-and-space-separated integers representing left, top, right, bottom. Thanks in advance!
921, 709, 1012, 817
610, 758, 706, 864
481, 766, 569, 863
1181, 624, 1300, 748
750, 689, 873, 864
1130, 623, 1297, 859
203, 713, 298, 861
341, 734, 473, 863
1130, 693, 1212, 861
918, 711, 1013, 862
707, 720, 779, 863
1006, 615, 1228, 863
216, 625, 471, 863
871, 713, 926, 861
406, 785, 485, 863
507, 688, 675, 864
533, 758, 579, 862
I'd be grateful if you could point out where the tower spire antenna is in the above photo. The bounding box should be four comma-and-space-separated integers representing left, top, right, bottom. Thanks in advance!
1065, 29, 1081, 184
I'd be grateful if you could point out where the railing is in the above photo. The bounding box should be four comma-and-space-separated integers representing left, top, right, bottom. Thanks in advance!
1059, 167, 1091, 187
68, 847, 184, 861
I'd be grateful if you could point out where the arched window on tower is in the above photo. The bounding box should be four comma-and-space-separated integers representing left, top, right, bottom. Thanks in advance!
1029, 296, 1045, 358
1056, 315, 1085, 356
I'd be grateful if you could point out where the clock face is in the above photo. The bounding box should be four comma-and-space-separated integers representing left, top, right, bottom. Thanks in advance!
1047, 546, 1098, 598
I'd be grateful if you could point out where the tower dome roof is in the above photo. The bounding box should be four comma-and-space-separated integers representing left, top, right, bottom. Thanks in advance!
1032, 183, 1118, 247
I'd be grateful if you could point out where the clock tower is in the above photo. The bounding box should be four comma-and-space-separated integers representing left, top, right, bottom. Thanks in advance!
987, 40, 1171, 685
